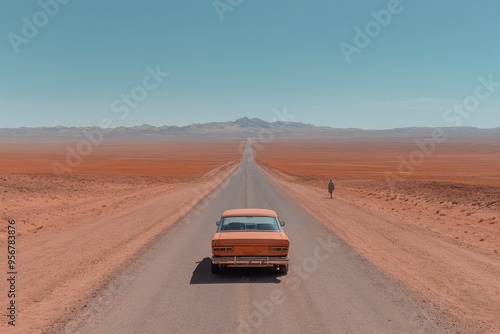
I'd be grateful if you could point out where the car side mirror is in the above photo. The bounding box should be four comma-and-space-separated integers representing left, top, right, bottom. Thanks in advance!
216, 221, 220, 226
280, 221, 285, 226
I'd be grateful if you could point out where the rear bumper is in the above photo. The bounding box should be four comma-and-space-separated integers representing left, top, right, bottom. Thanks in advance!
211, 256, 289, 267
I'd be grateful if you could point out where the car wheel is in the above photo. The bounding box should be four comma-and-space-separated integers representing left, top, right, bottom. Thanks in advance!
211, 262, 220, 274
279, 265, 288, 274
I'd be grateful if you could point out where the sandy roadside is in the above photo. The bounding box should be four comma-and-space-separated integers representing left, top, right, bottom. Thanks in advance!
0, 159, 240, 334
258, 163, 500, 334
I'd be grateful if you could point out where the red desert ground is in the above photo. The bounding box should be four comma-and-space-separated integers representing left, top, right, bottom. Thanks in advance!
0, 122, 499, 333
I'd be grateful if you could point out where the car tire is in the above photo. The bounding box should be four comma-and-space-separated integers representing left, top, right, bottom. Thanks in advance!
279, 265, 288, 274
211, 262, 220, 274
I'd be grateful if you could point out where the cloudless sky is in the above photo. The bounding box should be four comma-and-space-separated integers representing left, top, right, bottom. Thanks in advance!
0, 0, 499, 129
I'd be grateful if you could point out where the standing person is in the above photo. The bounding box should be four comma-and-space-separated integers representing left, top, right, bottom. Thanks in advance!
327, 178, 335, 198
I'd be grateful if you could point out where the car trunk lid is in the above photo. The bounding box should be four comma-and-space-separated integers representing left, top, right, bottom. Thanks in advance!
214, 232, 288, 256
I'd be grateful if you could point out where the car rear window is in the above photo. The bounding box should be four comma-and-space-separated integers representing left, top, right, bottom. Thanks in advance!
219, 216, 280, 231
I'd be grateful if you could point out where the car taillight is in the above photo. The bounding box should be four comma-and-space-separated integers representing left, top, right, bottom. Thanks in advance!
213, 247, 233, 252
270, 247, 288, 252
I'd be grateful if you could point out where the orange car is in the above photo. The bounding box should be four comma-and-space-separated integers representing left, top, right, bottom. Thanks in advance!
211, 208, 289, 274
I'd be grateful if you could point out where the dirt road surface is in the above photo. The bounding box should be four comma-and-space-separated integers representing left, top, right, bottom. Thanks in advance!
53, 143, 457, 334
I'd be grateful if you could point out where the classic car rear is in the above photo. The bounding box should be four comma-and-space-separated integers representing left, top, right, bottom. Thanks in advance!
211, 209, 289, 274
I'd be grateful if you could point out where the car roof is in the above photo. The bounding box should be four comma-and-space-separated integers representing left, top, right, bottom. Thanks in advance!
222, 208, 278, 217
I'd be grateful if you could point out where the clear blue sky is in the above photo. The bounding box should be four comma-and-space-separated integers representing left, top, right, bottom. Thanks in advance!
1, 0, 499, 129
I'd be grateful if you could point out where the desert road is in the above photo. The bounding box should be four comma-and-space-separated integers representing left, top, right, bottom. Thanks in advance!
61, 143, 451, 334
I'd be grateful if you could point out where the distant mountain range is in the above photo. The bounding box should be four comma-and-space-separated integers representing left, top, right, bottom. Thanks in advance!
0, 117, 498, 139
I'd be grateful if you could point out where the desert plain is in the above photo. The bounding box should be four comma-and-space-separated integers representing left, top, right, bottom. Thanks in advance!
0, 138, 244, 334
0, 130, 499, 333
254, 133, 500, 333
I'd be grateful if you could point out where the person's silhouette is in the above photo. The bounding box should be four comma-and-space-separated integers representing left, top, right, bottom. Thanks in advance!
327, 178, 335, 199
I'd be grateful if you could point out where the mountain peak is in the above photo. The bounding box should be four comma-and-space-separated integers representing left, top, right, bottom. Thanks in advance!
234, 117, 270, 128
